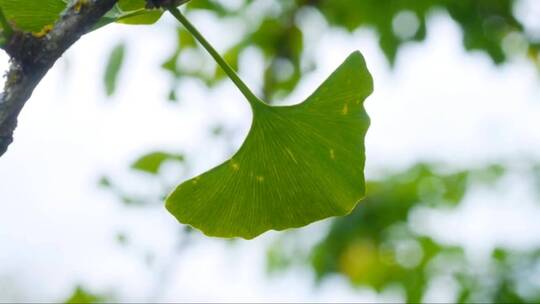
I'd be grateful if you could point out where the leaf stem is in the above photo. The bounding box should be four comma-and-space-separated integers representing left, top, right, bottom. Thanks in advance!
167, 7, 263, 107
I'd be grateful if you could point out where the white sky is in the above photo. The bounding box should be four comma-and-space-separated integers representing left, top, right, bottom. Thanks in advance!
1, 3, 540, 302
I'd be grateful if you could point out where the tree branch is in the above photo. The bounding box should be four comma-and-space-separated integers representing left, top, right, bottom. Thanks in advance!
0, 0, 117, 157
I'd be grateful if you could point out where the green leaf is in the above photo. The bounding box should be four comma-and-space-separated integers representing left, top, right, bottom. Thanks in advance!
93, 1, 164, 27
94, 9, 164, 29
116, 9, 163, 25
166, 51, 373, 239
104, 42, 126, 97
118, 0, 146, 12
132, 151, 185, 174
0, 0, 66, 33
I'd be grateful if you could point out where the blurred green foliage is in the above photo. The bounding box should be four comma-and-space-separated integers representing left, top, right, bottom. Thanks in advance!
101, 154, 540, 302
151, 0, 540, 102
64, 286, 108, 304
131, 151, 185, 174
104, 42, 126, 97
266, 163, 540, 303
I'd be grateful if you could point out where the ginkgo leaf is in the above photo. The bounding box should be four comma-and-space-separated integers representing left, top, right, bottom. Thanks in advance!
166, 51, 373, 239
0, 0, 66, 33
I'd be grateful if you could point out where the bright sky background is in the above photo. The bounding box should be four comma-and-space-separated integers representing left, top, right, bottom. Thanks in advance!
1, 3, 540, 302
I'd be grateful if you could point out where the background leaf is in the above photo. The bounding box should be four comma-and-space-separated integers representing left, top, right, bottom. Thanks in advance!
64, 286, 107, 304
131, 151, 185, 175
103, 42, 126, 97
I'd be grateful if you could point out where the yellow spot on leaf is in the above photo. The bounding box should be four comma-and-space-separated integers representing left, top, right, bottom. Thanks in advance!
192, 176, 201, 185
330, 149, 335, 160
256, 176, 265, 182
231, 161, 240, 171
342, 103, 349, 115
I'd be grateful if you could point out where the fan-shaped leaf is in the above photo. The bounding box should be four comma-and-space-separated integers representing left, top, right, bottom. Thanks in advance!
166, 51, 373, 239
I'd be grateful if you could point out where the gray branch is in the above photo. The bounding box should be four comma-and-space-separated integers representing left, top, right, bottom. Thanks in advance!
0, 0, 117, 157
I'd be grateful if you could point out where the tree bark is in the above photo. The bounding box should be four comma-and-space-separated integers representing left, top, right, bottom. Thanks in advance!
0, 0, 117, 157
